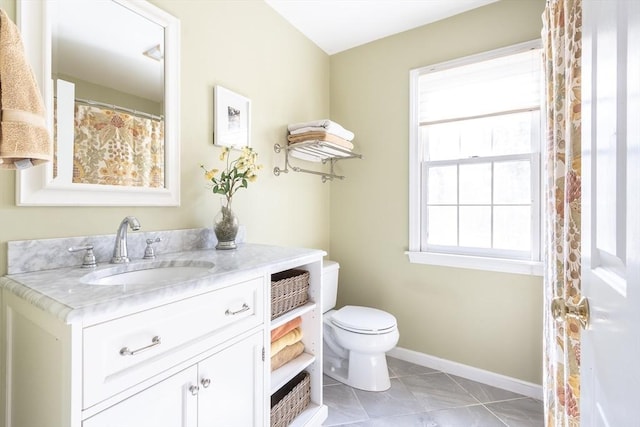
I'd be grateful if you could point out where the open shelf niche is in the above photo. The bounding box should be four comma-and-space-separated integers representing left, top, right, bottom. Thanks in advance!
268, 261, 327, 426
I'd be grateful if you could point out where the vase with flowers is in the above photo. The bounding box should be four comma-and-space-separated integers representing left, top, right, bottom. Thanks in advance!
201, 146, 261, 249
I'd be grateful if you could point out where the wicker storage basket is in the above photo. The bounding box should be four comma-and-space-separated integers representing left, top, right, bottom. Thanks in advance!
270, 372, 311, 427
271, 269, 310, 320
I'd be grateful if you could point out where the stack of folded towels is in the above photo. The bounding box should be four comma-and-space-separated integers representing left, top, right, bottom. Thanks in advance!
287, 119, 355, 162
271, 316, 304, 371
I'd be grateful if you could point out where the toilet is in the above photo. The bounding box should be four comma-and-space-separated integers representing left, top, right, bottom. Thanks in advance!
322, 260, 399, 392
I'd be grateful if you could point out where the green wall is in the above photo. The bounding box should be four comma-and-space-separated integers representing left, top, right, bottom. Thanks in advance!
0, 0, 331, 276
328, 0, 546, 384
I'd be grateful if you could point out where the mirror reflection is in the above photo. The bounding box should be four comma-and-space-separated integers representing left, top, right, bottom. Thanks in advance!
52, 0, 165, 188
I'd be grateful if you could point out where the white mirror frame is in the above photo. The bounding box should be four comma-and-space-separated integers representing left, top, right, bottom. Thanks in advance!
16, 0, 180, 206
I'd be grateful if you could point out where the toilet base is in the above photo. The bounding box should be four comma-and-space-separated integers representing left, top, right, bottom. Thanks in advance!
348, 351, 391, 391
323, 344, 392, 392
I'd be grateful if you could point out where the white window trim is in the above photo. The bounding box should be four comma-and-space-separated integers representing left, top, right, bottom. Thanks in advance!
407, 40, 544, 277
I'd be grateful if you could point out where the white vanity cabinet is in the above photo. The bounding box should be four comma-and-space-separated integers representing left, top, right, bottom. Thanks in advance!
2, 274, 264, 427
83, 330, 264, 427
82, 276, 263, 408
0, 244, 327, 427
197, 330, 264, 426
82, 365, 199, 427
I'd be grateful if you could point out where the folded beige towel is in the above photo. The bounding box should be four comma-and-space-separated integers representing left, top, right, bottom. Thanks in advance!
271, 316, 302, 342
0, 9, 52, 169
271, 341, 305, 372
287, 131, 354, 150
271, 327, 303, 355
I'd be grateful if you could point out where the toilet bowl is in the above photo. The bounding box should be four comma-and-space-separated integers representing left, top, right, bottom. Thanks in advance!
322, 261, 399, 391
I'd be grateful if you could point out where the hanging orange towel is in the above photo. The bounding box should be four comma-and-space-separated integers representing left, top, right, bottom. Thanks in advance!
271, 316, 302, 342
0, 9, 52, 169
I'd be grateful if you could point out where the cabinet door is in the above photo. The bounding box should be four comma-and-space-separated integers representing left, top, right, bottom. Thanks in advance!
83, 366, 198, 427
198, 331, 265, 426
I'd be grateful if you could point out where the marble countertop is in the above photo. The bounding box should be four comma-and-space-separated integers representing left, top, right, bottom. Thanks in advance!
1, 243, 324, 325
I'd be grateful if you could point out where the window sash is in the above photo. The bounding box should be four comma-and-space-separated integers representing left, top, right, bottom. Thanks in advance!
418, 111, 541, 262
408, 40, 543, 274
420, 153, 540, 260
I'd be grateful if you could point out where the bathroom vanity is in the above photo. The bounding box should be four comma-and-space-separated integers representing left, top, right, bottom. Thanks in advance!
0, 234, 327, 427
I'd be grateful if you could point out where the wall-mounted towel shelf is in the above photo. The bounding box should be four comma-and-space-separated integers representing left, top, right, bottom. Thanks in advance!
273, 141, 362, 182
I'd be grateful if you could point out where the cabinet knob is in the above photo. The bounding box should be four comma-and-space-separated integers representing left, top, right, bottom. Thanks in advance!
200, 378, 211, 388
189, 385, 199, 396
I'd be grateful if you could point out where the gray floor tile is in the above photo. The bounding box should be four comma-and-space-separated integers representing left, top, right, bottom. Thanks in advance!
326, 405, 507, 427
400, 372, 479, 412
352, 378, 423, 418
485, 398, 544, 427
322, 358, 544, 427
448, 374, 526, 403
327, 412, 441, 426
387, 356, 438, 377
324, 374, 341, 386
427, 405, 508, 426
323, 383, 368, 426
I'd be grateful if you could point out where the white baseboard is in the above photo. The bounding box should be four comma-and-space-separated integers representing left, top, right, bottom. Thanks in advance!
388, 347, 543, 401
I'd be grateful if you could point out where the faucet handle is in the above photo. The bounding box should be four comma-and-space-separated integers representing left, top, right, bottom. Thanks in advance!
68, 245, 97, 268
143, 237, 162, 260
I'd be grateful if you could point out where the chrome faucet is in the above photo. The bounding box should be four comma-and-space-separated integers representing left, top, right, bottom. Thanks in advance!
111, 216, 141, 263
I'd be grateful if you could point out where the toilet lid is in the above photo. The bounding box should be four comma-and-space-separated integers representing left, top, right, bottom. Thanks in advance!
331, 305, 397, 334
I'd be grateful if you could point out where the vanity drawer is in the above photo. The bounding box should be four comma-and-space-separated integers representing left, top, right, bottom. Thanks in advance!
82, 276, 264, 409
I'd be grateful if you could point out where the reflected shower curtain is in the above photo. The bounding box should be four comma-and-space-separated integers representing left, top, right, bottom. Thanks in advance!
542, 0, 582, 426
73, 104, 164, 188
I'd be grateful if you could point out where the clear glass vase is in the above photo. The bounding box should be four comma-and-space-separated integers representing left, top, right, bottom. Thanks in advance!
213, 197, 239, 250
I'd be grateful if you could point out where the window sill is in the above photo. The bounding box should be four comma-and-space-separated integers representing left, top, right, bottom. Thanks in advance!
405, 251, 543, 276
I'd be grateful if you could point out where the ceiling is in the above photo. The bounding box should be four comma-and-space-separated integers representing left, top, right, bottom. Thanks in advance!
264, 0, 500, 55
52, 0, 499, 103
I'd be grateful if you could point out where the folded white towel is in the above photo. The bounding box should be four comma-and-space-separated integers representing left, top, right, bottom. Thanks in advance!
287, 119, 332, 131
289, 141, 352, 159
287, 120, 355, 141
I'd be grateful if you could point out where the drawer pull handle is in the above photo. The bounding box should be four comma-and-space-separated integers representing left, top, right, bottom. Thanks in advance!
119, 336, 161, 356
225, 303, 250, 316
201, 378, 211, 388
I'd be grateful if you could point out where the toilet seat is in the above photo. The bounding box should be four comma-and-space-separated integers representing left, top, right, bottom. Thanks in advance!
331, 305, 397, 335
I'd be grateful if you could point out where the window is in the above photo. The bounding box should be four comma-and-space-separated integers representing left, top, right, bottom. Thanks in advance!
407, 41, 543, 275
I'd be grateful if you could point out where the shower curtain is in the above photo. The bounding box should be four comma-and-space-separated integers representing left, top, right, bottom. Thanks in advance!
73, 104, 164, 188
542, 0, 582, 426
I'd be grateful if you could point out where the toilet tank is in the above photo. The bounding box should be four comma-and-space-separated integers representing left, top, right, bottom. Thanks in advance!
322, 260, 340, 313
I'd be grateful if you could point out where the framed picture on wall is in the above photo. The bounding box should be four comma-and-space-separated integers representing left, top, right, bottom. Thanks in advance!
213, 85, 251, 148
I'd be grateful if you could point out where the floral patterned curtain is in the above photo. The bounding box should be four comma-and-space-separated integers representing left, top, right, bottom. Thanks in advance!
72, 104, 164, 188
542, 0, 582, 426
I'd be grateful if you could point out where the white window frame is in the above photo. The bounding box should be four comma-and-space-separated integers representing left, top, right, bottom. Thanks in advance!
407, 40, 544, 276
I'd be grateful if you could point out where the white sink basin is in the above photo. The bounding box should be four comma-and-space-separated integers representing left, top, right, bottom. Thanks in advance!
81, 260, 215, 286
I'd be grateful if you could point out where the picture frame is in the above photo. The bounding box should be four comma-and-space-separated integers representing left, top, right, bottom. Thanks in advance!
213, 85, 251, 148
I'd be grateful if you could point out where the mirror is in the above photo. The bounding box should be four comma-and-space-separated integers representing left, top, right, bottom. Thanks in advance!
16, 0, 180, 206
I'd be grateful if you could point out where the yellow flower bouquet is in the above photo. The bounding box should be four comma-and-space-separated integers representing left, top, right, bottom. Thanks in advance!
201, 147, 262, 249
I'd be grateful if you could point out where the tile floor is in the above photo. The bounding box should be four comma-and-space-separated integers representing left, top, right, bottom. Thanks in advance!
322, 357, 544, 426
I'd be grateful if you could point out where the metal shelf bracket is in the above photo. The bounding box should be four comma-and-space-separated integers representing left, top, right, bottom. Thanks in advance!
273, 141, 362, 183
